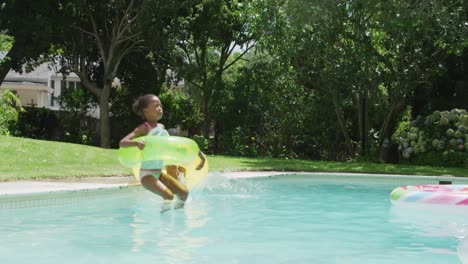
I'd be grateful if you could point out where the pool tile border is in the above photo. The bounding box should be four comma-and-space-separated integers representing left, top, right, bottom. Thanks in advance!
223, 171, 468, 185
1, 171, 468, 209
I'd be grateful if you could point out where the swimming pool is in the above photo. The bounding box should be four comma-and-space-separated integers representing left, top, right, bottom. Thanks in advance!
1, 173, 467, 264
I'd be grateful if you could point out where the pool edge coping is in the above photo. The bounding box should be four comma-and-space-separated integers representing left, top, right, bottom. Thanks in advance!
1, 171, 468, 197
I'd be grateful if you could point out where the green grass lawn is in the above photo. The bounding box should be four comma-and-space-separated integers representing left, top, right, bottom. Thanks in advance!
1, 135, 467, 181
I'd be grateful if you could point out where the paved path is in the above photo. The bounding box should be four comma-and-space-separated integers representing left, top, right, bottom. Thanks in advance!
0, 176, 136, 195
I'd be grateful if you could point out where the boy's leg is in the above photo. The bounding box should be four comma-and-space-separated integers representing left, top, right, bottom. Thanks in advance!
160, 172, 189, 201
140, 175, 174, 200
166, 165, 187, 180
140, 160, 174, 200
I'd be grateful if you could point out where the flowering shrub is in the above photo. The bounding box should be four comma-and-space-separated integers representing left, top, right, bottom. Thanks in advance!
393, 109, 468, 167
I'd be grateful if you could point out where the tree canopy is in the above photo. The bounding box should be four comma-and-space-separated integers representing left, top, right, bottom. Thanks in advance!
0, 0, 64, 83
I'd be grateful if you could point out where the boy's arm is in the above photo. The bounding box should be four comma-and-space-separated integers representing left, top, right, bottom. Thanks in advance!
119, 125, 146, 149
196, 151, 206, 170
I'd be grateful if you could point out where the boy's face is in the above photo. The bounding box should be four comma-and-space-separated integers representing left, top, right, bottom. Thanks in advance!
143, 96, 163, 121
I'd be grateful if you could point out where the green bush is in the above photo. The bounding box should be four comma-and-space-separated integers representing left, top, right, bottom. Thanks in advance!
394, 108, 468, 167
10, 107, 99, 146
12, 107, 59, 139
216, 127, 260, 157
0, 89, 24, 135
191, 135, 209, 153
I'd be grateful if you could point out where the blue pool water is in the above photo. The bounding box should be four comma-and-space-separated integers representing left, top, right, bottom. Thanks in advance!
1, 174, 467, 264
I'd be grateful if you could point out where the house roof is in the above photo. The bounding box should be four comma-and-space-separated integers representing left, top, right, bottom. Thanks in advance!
0, 51, 78, 85
1, 81, 49, 91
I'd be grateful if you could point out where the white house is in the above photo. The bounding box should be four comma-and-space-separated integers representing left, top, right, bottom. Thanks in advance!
0, 52, 99, 117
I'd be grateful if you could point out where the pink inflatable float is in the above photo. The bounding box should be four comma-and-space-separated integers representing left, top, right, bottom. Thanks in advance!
390, 184, 468, 205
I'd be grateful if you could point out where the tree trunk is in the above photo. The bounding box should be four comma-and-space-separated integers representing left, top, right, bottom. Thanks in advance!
98, 81, 111, 148
331, 94, 354, 156
213, 120, 221, 154
211, 72, 224, 152
378, 101, 406, 163
202, 84, 210, 139
198, 44, 211, 140
359, 88, 369, 158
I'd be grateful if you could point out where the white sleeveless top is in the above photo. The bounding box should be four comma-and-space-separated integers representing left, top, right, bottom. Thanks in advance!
145, 122, 169, 136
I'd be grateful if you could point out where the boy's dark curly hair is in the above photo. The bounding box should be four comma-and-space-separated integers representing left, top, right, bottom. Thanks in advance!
132, 94, 157, 118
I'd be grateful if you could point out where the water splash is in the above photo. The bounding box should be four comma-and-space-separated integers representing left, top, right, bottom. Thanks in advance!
198, 172, 268, 198
458, 236, 468, 264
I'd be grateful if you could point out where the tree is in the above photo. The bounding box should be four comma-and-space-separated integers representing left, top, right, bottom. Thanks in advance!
55, 0, 143, 148
0, 0, 63, 84
417, 50, 468, 114
215, 53, 310, 158
265, 0, 376, 157
174, 0, 263, 140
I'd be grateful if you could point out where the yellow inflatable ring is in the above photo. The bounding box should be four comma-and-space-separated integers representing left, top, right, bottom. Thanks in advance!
118, 136, 208, 189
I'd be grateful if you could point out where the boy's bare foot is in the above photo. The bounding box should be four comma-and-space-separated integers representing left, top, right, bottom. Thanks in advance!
174, 199, 185, 210
160, 200, 172, 213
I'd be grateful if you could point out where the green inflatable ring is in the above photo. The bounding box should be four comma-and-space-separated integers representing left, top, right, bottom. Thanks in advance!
118, 136, 200, 168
